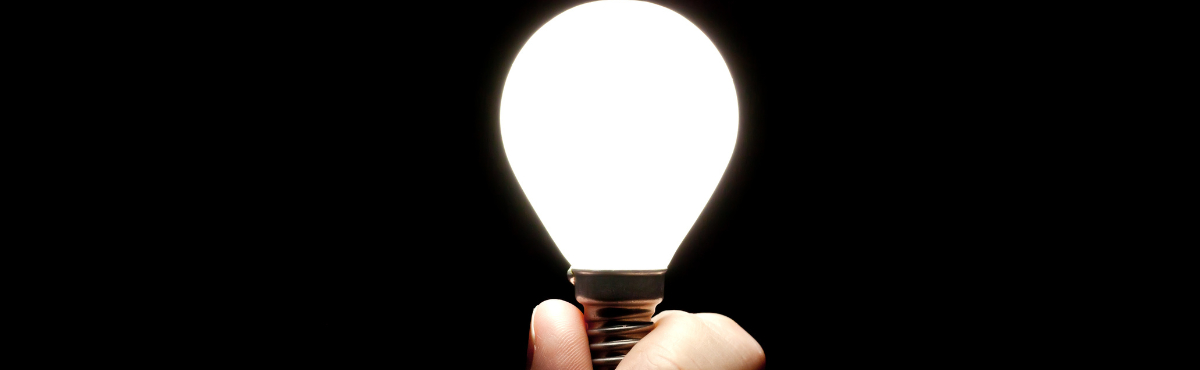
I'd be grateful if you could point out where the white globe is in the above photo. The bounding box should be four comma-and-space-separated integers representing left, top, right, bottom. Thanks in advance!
501, 0, 738, 270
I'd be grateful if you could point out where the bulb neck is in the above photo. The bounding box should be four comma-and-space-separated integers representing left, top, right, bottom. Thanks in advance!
569, 269, 666, 369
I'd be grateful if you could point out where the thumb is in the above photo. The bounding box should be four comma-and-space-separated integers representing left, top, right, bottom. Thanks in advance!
616, 311, 765, 370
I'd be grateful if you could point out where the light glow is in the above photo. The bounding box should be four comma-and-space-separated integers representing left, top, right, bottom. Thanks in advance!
501, 0, 738, 270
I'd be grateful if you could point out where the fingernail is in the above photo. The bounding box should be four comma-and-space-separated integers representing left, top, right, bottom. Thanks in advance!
530, 304, 539, 340
527, 305, 539, 370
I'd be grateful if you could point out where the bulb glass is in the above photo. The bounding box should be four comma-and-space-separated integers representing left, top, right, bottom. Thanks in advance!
500, 0, 738, 270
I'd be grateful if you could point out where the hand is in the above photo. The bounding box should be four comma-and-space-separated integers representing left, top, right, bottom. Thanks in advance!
527, 299, 765, 370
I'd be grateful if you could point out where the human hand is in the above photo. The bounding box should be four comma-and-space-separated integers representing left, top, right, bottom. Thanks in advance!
527, 299, 765, 370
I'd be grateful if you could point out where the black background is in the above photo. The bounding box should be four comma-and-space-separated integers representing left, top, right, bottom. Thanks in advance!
171, 0, 1082, 367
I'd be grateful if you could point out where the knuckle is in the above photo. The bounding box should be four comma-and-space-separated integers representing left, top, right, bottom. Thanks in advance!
696, 313, 766, 368
698, 312, 737, 327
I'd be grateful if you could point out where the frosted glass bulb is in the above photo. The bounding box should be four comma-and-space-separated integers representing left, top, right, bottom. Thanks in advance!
500, 0, 738, 270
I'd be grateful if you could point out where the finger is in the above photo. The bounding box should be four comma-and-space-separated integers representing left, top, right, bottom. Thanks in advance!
529, 299, 593, 370
618, 311, 765, 370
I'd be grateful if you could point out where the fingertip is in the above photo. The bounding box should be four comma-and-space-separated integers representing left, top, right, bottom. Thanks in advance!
535, 299, 580, 314
534, 299, 584, 331
529, 299, 591, 370
651, 310, 689, 323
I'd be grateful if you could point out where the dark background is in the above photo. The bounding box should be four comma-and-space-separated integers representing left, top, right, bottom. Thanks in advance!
168, 0, 1084, 367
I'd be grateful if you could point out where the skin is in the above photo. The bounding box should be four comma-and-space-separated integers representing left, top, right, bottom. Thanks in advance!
528, 299, 765, 370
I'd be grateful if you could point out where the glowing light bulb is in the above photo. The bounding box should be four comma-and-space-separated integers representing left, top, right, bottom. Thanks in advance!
500, 0, 737, 271
502, 2, 737, 366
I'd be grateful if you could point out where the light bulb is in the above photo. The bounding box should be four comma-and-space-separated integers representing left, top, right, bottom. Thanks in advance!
501, 1, 737, 367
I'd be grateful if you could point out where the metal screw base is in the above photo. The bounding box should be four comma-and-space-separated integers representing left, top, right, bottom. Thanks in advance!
582, 300, 658, 369
570, 269, 666, 369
